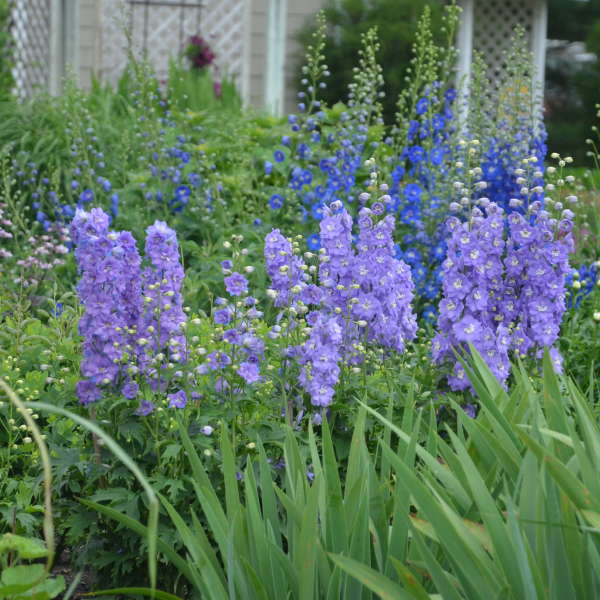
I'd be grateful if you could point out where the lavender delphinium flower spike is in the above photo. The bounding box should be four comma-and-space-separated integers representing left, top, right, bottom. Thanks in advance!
298, 312, 344, 407
142, 221, 187, 365
291, 196, 417, 407
264, 229, 307, 307
353, 207, 417, 353
433, 196, 574, 390
318, 201, 355, 313
72, 208, 143, 404
506, 206, 574, 372
432, 206, 510, 390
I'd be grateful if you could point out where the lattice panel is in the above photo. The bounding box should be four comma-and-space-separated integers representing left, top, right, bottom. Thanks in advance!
201, 0, 244, 81
473, 0, 535, 84
99, 0, 244, 89
99, 0, 128, 86
9, 0, 51, 99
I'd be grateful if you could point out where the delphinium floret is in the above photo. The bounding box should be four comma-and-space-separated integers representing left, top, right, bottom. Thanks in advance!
198, 236, 265, 393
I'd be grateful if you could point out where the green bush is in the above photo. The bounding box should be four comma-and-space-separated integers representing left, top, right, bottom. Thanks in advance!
296, 0, 443, 122
0, 0, 13, 102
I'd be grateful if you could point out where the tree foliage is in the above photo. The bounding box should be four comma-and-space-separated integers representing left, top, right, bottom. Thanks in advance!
296, 0, 444, 122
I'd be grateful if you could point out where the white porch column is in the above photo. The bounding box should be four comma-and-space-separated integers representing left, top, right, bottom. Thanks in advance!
531, 0, 548, 94
49, 0, 62, 94
265, 0, 287, 116
48, 0, 80, 94
456, 0, 474, 124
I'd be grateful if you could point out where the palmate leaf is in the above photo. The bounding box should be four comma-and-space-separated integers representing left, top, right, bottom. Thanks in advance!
79, 499, 194, 586
26, 401, 158, 591
0, 533, 47, 559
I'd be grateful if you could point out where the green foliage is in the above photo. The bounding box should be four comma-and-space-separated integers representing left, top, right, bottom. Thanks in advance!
0, 0, 13, 102
546, 1, 600, 163
297, 0, 444, 122
167, 60, 242, 113
0, 534, 65, 600
85, 351, 600, 598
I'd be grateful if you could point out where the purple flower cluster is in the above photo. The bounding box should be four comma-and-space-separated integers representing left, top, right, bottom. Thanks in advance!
265, 199, 418, 407
297, 313, 343, 407
432, 201, 573, 390
432, 206, 510, 388
142, 221, 187, 363
72, 209, 188, 409
197, 260, 265, 389
264, 229, 307, 307
71, 208, 143, 404
185, 35, 215, 70
505, 208, 573, 370
353, 207, 418, 352
0, 202, 13, 259
318, 204, 355, 313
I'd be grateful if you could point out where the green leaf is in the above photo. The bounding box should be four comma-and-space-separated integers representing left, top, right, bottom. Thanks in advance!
158, 493, 227, 598
78, 499, 194, 586
220, 423, 241, 517
0, 564, 44, 595
329, 554, 413, 600
84, 588, 184, 600
321, 416, 347, 554
0, 533, 47, 559
297, 478, 321, 600
388, 556, 430, 600
161, 443, 182, 461
518, 431, 597, 511
409, 528, 464, 600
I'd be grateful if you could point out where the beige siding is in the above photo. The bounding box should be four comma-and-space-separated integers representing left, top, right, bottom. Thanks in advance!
78, 0, 99, 89
73, 0, 322, 105
245, 0, 323, 112
247, 0, 268, 107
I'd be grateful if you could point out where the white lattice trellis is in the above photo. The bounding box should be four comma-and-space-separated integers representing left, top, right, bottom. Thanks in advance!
201, 0, 243, 80
9, 0, 52, 99
457, 0, 547, 99
99, 0, 244, 88
473, 0, 535, 82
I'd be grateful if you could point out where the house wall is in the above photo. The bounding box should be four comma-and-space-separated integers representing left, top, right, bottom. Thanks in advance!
245, 0, 268, 107
244, 0, 323, 112
78, 0, 98, 88
63, 0, 323, 112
